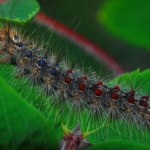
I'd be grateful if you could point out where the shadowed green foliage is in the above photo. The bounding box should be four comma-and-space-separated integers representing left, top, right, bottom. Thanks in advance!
98, 0, 150, 49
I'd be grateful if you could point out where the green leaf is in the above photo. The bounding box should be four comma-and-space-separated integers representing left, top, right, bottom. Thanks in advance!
0, 76, 58, 150
85, 140, 150, 150
0, 0, 40, 23
98, 0, 150, 48
80, 108, 150, 145
0, 64, 61, 122
0, 64, 62, 140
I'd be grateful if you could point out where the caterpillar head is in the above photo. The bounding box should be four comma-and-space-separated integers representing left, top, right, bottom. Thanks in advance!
0, 28, 25, 49
0, 28, 18, 42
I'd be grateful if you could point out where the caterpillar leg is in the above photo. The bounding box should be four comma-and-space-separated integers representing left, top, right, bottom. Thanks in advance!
0, 50, 5, 54
15, 72, 24, 78
15, 59, 26, 78
0, 56, 10, 63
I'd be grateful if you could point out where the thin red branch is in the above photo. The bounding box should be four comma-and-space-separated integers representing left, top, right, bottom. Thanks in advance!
0, 0, 7, 2
35, 12, 126, 75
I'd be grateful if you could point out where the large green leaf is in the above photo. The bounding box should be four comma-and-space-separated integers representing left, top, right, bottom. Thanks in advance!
0, 76, 58, 150
98, 0, 150, 48
0, 0, 40, 23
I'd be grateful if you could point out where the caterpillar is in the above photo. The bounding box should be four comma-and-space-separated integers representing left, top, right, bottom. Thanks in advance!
1, 0, 150, 150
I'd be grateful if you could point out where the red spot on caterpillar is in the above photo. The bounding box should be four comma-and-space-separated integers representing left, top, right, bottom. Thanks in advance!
79, 83, 85, 91
97, 81, 103, 85
142, 95, 149, 100
65, 76, 71, 83
128, 96, 135, 103
114, 86, 120, 92
94, 88, 102, 96
129, 90, 135, 96
139, 100, 148, 107
111, 93, 118, 100
67, 70, 72, 73
81, 76, 87, 80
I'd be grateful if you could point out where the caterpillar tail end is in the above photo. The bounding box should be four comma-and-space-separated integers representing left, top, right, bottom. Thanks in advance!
15, 72, 24, 78
0, 56, 10, 63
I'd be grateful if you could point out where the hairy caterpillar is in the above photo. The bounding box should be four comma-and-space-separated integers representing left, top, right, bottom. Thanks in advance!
1, 0, 150, 150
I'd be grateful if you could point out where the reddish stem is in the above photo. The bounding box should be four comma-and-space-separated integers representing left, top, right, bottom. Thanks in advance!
35, 12, 126, 75
0, 0, 7, 2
